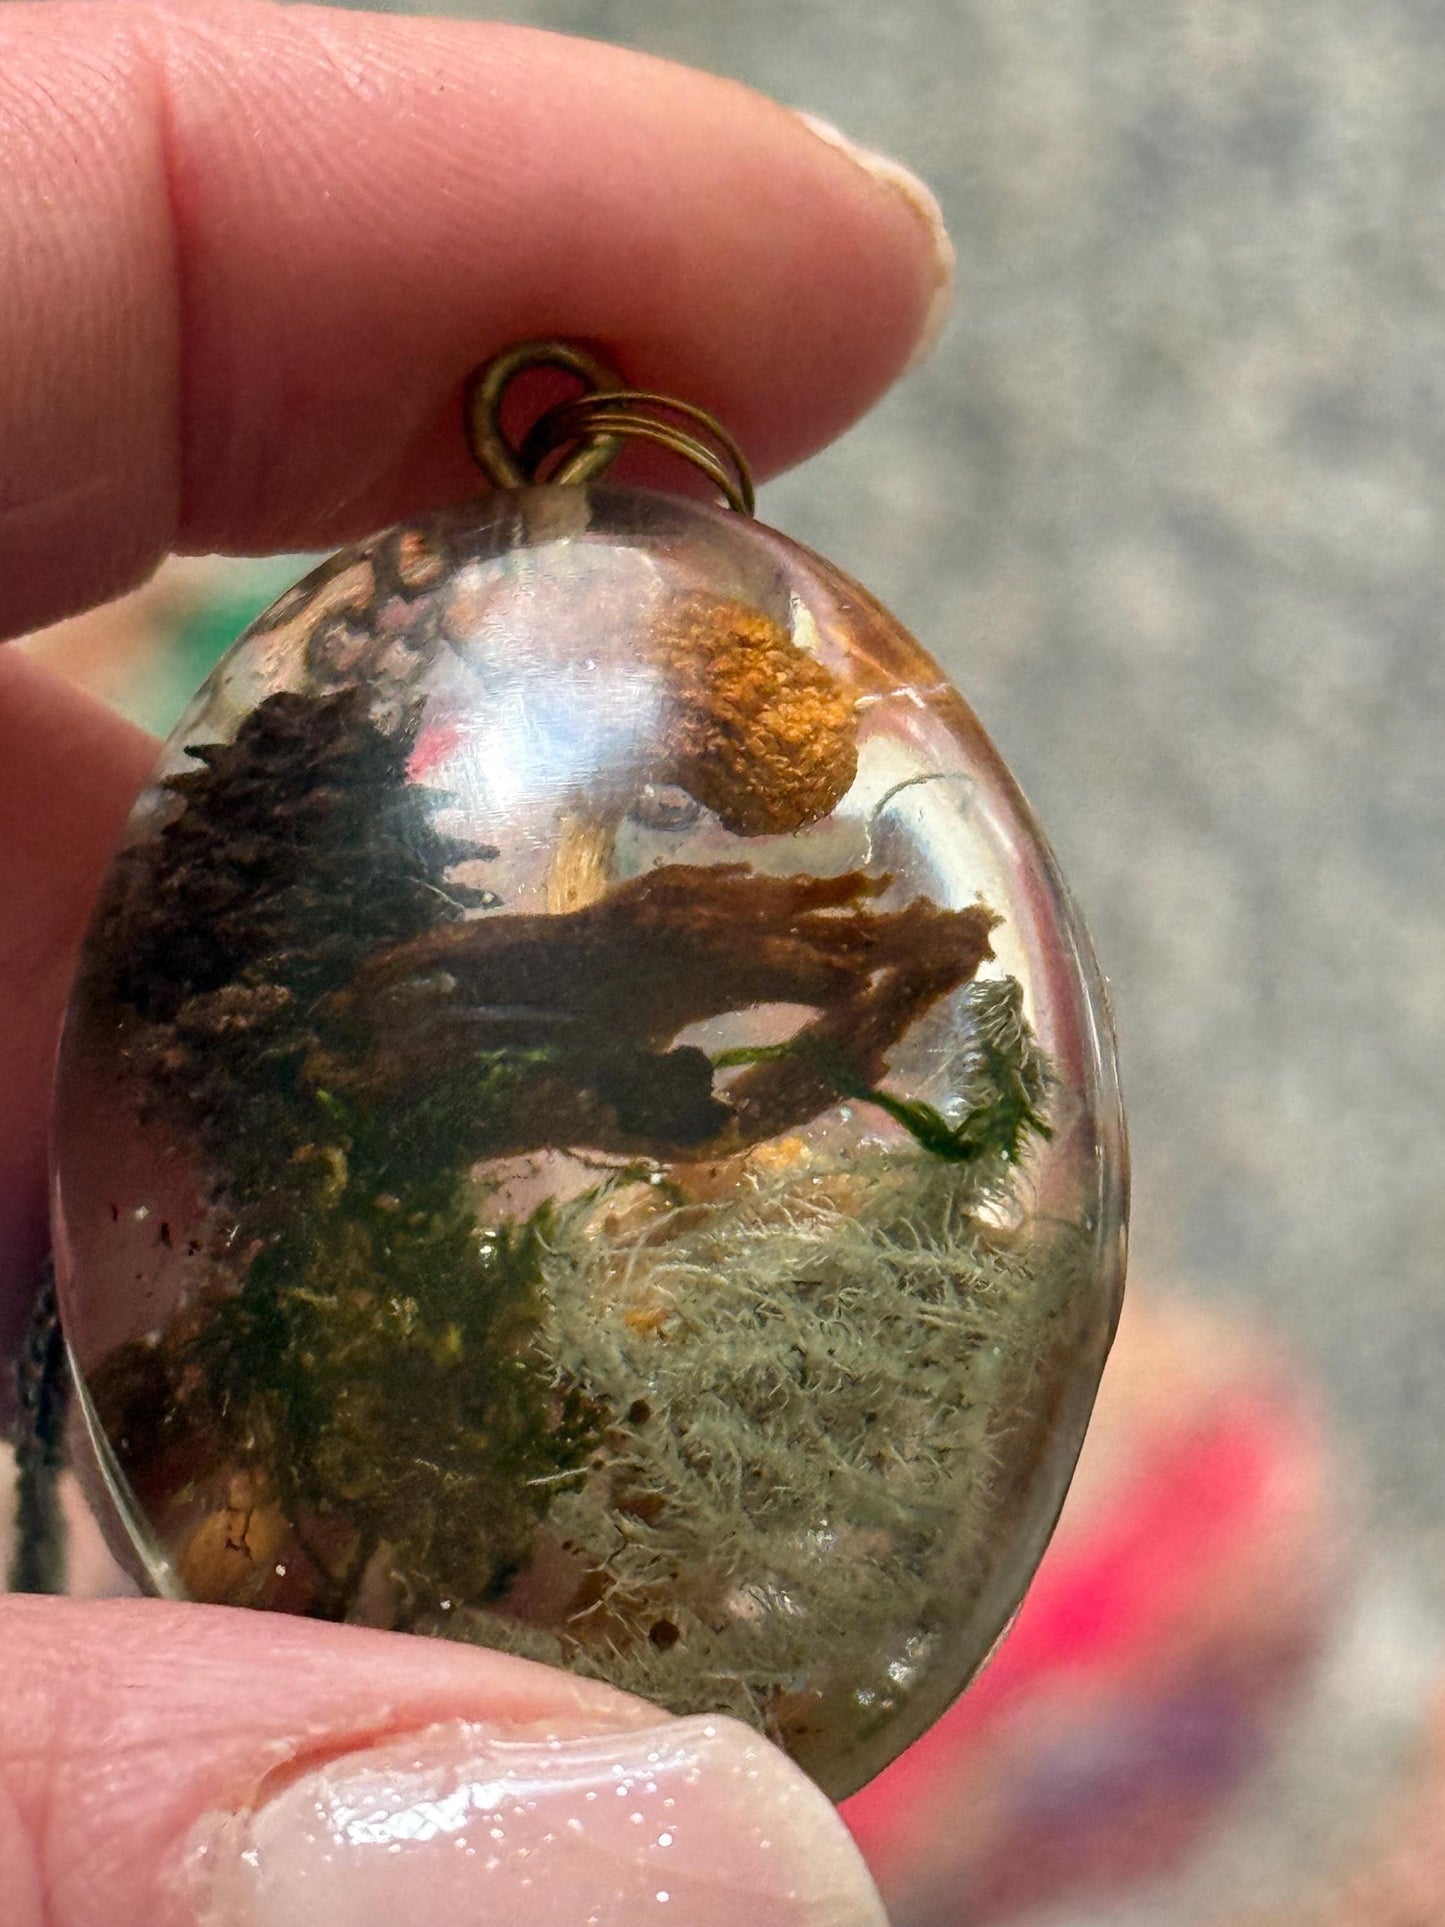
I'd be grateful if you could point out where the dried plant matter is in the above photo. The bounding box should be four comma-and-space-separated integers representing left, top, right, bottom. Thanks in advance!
106, 685, 486, 1027
426, 1135, 1087, 1772
650, 594, 858, 835
99, 686, 493, 1233
328, 864, 996, 1159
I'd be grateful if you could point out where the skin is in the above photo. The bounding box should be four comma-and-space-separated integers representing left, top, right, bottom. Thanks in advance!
0, 5, 943, 1920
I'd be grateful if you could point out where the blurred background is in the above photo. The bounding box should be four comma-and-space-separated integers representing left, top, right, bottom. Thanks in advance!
13, 1, 1445, 1921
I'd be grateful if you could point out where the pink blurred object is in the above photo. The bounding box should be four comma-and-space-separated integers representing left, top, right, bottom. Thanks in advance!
844, 1293, 1346, 1925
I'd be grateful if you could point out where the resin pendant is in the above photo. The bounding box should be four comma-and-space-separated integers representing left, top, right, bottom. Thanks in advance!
50, 347, 1126, 1798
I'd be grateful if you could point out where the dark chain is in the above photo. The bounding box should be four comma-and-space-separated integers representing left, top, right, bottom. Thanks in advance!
9, 1264, 69, 1594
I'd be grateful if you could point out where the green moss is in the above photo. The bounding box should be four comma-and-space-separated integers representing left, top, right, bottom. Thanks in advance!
94, 688, 591, 1608
191, 1188, 597, 1615
714, 976, 1053, 1168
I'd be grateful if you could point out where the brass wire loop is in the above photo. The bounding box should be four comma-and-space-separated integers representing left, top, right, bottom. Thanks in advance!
466, 340, 756, 516
466, 341, 623, 490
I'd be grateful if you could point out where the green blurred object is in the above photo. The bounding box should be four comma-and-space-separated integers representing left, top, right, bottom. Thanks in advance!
126, 561, 311, 736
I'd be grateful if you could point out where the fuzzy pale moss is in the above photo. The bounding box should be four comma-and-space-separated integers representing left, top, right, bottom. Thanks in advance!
422, 1135, 1092, 1777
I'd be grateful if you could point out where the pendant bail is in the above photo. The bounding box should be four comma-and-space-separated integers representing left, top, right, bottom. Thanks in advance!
466, 338, 756, 516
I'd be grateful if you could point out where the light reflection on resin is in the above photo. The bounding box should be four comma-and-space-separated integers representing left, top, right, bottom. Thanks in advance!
52, 487, 1125, 1797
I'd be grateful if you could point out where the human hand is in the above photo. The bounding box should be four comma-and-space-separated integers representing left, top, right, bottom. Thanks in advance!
0, 5, 949, 1922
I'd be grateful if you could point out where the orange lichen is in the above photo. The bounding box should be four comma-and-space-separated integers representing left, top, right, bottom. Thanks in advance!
650, 595, 858, 836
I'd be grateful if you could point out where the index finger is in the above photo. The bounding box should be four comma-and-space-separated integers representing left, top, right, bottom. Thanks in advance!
0, 0, 951, 640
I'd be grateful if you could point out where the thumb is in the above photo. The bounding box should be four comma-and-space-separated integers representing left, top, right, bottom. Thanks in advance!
0, 1597, 886, 1927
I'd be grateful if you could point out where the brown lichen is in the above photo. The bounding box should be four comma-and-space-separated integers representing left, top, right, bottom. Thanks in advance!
650, 594, 858, 836
319, 864, 996, 1160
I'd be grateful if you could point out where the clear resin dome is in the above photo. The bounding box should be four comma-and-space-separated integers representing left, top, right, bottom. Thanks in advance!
52, 485, 1126, 1797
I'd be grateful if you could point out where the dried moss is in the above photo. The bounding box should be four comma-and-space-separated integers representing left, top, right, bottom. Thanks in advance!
424, 1137, 1087, 1761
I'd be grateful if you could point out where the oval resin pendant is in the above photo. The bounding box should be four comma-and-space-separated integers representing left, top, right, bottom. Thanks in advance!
52, 481, 1125, 1798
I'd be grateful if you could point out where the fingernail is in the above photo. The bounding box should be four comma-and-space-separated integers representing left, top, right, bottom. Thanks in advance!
185, 1714, 888, 1927
792, 110, 955, 371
